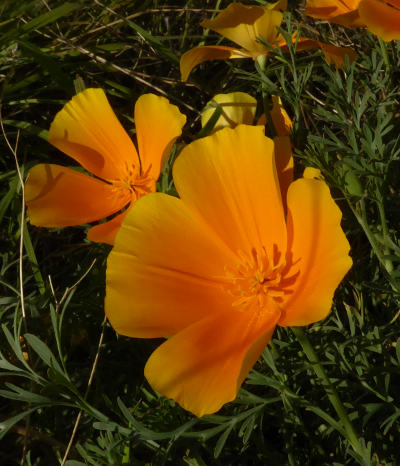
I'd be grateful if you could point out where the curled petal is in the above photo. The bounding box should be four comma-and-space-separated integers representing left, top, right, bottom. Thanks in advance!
279, 178, 352, 327
274, 136, 293, 209
144, 300, 280, 417
201, 4, 283, 55
359, 0, 400, 41
135, 94, 186, 180
105, 193, 235, 339
174, 125, 287, 259
286, 37, 357, 68
270, 95, 292, 137
180, 45, 249, 82
49, 88, 139, 181
25, 164, 130, 227
201, 92, 257, 131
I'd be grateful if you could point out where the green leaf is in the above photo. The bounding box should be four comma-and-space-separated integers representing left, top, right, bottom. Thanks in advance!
24, 333, 64, 375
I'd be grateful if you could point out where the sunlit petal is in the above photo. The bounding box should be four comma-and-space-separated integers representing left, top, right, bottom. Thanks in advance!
135, 94, 186, 180
144, 300, 280, 417
180, 45, 249, 81
25, 164, 130, 227
359, 0, 400, 41
48, 88, 139, 181
201, 92, 257, 131
105, 193, 236, 339
174, 125, 287, 259
279, 178, 352, 327
201, 4, 283, 55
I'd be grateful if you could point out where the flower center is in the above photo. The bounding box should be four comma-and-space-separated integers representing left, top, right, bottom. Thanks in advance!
223, 246, 293, 311
112, 163, 155, 201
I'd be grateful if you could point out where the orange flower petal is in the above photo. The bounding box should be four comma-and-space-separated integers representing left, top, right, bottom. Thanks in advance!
279, 178, 352, 327
283, 37, 357, 68
274, 136, 293, 210
134, 94, 186, 180
49, 88, 139, 181
201, 4, 283, 56
144, 300, 280, 417
359, 0, 400, 41
105, 192, 236, 339
317, 42, 358, 67
306, 0, 363, 26
87, 210, 129, 245
174, 125, 287, 259
201, 92, 257, 131
270, 95, 292, 136
25, 164, 130, 227
180, 45, 249, 82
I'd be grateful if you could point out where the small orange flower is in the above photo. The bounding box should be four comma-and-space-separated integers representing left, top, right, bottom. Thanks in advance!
306, 0, 400, 41
180, 2, 356, 82
25, 89, 186, 245
105, 125, 352, 417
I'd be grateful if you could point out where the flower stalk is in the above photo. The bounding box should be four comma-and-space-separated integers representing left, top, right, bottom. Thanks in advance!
292, 326, 363, 456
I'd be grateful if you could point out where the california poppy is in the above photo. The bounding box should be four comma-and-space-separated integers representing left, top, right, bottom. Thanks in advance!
180, 2, 356, 82
306, 0, 400, 41
105, 124, 352, 417
25, 88, 186, 244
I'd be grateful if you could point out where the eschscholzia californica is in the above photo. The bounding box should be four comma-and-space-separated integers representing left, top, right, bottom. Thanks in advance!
105, 124, 352, 417
180, 2, 356, 82
201, 92, 292, 136
25, 88, 186, 245
306, 0, 400, 41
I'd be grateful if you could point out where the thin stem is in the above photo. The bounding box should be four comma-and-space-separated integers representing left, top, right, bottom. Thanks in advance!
292, 327, 362, 456
376, 196, 393, 273
60, 315, 107, 466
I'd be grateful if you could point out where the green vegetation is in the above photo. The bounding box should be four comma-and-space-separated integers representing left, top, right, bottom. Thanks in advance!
1, 1, 400, 464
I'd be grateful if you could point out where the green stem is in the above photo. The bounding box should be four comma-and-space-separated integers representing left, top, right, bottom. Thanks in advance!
292, 327, 362, 456
376, 196, 393, 273
347, 198, 399, 291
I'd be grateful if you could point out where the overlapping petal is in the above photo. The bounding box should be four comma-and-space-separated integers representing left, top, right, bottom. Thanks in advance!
201, 92, 257, 131
87, 210, 129, 245
278, 177, 352, 327
173, 125, 287, 259
25, 164, 130, 227
134, 94, 187, 179
144, 300, 280, 417
359, 0, 400, 41
49, 88, 139, 181
306, 0, 363, 26
105, 193, 236, 339
180, 45, 250, 82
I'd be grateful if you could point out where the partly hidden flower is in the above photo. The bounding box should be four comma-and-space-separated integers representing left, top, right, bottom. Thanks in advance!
201, 91, 292, 136
306, 0, 400, 41
105, 124, 352, 417
25, 88, 186, 244
180, 2, 356, 82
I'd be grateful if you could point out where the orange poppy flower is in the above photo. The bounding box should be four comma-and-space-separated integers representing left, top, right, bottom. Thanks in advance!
25, 89, 186, 245
105, 124, 352, 417
306, 0, 400, 41
180, 2, 356, 82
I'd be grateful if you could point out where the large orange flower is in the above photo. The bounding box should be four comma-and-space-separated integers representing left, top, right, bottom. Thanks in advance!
306, 0, 400, 41
25, 89, 186, 245
105, 125, 352, 417
180, 2, 356, 82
